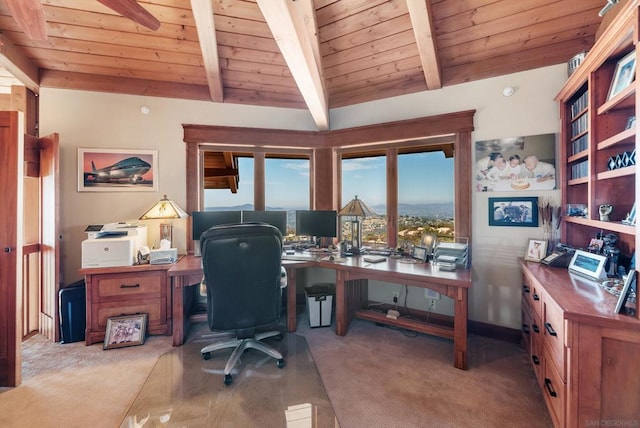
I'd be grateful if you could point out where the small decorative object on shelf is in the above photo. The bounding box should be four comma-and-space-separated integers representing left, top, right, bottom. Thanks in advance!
625, 115, 636, 129
567, 204, 588, 217
622, 203, 636, 225
567, 51, 587, 77
599, 204, 613, 221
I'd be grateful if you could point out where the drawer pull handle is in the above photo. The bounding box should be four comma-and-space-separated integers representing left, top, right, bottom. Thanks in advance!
523, 285, 530, 293
522, 324, 530, 334
544, 322, 557, 336
532, 324, 540, 334
544, 378, 557, 397
532, 355, 540, 365
120, 283, 141, 289
533, 293, 540, 301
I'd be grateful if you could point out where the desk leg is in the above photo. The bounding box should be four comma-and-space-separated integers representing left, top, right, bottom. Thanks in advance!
172, 276, 184, 347
285, 266, 297, 332
453, 286, 468, 370
335, 270, 347, 336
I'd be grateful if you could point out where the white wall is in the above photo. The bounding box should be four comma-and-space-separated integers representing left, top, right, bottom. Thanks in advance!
40, 64, 566, 329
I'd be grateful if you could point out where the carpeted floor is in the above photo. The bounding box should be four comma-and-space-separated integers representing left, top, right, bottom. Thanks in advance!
0, 315, 552, 428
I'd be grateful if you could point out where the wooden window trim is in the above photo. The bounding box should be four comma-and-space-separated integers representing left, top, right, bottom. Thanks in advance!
183, 110, 474, 254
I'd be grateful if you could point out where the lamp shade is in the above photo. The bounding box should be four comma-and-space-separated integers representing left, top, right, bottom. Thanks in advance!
338, 195, 377, 218
139, 195, 188, 220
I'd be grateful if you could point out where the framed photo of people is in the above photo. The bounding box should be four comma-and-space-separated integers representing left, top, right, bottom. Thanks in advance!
488, 196, 539, 227
524, 239, 548, 262
104, 314, 147, 350
607, 50, 636, 101
475, 134, 556, 192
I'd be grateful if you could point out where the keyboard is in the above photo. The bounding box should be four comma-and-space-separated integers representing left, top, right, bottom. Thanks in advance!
282, 254, 319, 261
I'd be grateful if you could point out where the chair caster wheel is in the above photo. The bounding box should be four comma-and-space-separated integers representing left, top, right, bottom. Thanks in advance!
224, 374, 233, 385
276, 358, 286, 369
202, 352, 211, 360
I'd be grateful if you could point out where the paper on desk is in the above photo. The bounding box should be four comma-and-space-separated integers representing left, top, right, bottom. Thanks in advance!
159, 239, 171, 250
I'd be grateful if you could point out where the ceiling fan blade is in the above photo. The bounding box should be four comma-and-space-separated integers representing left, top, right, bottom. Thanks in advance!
97, 0, 161, 31
4, 0, 48, 41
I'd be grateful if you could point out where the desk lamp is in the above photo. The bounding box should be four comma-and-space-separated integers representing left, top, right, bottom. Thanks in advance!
338, 195, 377, 254
139, 194, 188, 247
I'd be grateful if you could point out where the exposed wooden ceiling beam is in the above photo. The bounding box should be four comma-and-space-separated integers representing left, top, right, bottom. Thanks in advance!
406, 0, 442, 89
0, 34, 39, 93
257, 0, 329, 131
190, 0, 224, 102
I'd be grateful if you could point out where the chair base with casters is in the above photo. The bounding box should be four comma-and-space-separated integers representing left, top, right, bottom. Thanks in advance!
201, 329, 286, 385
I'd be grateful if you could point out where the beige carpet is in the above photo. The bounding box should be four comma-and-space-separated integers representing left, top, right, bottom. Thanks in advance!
0, 334, 174, 428
0, 317, 551, 428
296, 319, 552, 428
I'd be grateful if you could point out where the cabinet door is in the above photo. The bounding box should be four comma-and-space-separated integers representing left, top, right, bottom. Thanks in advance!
572, 323, 640, 425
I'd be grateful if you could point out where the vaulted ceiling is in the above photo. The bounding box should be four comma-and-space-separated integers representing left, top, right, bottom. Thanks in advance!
0, 0, 608, 130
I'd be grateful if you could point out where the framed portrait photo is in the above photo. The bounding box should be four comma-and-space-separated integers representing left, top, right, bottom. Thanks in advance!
615, 271, 636, 314
411, 245, 428, 262
104, 314, 147, 350
78, 148, 158, 192
607, 51, 636, 101
488, 196, 539, 227
524, 239, 548, 262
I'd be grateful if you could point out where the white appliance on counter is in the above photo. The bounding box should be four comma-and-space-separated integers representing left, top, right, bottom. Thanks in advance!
81, 223, 148, 268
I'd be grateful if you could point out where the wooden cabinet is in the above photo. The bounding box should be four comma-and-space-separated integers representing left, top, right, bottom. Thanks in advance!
556, 0, 638, 258
521, 260, 640, 427
80, 263, 174, 346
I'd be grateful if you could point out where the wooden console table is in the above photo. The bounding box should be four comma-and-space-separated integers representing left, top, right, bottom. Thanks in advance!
168, 255, 472, 369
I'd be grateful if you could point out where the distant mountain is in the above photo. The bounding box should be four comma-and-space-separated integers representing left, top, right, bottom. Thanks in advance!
204, 202, 453, 218
203, 204, 287, 211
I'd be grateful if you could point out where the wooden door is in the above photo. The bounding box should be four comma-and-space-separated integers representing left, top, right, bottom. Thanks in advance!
37, 133, 60, 341
0, 111, 23, 387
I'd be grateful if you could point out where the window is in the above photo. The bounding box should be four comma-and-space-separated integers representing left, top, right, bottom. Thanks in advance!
265, 158, 309, 236
341, 156, 386, 246
204, 156, 253, 210
398, 152, 454, 246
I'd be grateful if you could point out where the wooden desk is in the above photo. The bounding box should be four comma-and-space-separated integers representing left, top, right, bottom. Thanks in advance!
168, 255, 472, 369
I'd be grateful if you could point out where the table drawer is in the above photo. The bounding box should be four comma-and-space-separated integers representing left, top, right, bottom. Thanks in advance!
522, 273, 543, 318
543, 347, 566, 428
93, 271, 165, 300
93, 299, 165, 330
543, 295, 565, 380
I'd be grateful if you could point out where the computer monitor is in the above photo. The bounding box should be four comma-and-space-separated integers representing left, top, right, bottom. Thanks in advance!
192, 210, 242, 241
242, 210, 287, 236
295, 210, 337, 238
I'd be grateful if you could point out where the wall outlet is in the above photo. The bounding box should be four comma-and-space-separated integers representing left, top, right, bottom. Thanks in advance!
424, 289, 440, 300
392, 291, 400, 302
428, 299, 436, 310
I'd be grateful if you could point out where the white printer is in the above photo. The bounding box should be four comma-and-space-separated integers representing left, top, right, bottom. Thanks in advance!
81, 223, 148, 268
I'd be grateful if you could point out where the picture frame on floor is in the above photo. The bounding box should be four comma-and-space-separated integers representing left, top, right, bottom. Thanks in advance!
104, 314, 147, 350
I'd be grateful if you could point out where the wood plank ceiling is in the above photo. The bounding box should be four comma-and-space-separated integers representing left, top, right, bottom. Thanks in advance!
0, 0, 607, 131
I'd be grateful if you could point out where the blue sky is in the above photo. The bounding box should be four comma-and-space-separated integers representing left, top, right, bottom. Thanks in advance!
205, 152, 454, 209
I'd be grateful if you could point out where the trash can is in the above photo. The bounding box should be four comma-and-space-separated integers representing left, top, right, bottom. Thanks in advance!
59, 280, 86, 343
305, 283, 335, 328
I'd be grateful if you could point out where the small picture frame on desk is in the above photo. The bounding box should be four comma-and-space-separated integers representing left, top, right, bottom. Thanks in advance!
411, 245, 428, 262
524, 239, 547, 262
615, 271, 636, 314
104, 314, 147, 350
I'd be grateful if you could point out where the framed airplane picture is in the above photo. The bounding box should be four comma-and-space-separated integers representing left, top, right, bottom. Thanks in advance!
78, 148, 158, 192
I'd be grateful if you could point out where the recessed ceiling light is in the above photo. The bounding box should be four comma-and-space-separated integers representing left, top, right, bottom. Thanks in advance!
502, 86, 515, 97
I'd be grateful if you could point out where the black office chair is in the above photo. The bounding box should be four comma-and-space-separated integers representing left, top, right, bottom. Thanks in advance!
199, 222, 286, 385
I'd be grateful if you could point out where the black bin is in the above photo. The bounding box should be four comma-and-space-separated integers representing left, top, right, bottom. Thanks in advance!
59, 280, 86, 344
